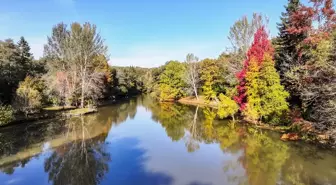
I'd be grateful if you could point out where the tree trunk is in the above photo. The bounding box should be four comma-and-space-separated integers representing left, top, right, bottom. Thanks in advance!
193, 84, 199, 100
81, 75, 85, 108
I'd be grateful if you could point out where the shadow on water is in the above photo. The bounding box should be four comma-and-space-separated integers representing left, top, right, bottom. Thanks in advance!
0, 95, 335, 185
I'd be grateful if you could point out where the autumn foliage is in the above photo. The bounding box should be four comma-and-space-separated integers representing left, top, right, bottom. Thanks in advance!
235, 27, 274, 111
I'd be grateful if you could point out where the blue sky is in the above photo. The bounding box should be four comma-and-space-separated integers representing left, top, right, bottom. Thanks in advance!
0, 0, 289, 67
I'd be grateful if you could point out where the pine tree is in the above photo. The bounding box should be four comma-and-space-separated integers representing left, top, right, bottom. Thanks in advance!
17, 36, 33, 76
275, 0, 307, 76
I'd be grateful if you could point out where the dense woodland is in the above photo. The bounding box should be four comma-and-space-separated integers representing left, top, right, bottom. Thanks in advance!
0, 0, 335, 144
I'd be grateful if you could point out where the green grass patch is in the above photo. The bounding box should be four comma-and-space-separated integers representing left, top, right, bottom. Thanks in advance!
67, 108, 97, 116
43, 106, 76, 111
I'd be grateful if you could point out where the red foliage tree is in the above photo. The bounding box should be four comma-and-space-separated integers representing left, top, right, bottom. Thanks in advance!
234, 26, 274, 110
288, 0, 336, 44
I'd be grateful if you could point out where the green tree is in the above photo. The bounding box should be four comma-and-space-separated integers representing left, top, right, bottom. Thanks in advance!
0, 39, 21, 103
217, 93, 239, 121
245, 54, 289, 122
157, 61, 186, 101
13, 76, 44, 115
0, 104, 14, 126
17, 37, 34, 75
199, 58, 223, 101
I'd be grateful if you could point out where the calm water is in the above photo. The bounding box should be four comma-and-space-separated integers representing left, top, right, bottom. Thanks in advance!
0, 96, 335, 185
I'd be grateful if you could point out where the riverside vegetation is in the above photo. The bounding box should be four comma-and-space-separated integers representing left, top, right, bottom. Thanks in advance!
0, 0, 335, 147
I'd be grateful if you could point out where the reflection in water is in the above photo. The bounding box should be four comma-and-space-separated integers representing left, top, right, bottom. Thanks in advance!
0, 96, 335, 185
44, 116, 111, 185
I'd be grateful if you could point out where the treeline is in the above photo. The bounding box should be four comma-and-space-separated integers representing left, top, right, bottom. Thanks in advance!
147, 0, 336, 141
0, 23, 150, 126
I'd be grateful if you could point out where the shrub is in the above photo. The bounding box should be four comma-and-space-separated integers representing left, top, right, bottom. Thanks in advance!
0, 105, 14, 126
217, 93, 239, 120
13, 76, 43, 116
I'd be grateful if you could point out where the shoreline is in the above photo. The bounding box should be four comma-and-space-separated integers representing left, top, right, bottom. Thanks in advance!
177, 96, 334, 149
0, 95, 139, 128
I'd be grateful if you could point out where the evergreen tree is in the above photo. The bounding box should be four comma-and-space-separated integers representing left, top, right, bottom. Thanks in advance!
275, 0, 309, 104
17, 36, 33, 68
275, 0, 307, 74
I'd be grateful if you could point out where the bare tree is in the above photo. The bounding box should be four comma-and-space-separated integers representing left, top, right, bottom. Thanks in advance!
185, 53, 200, 100
69, 23, 107, 108
44, 22, 108, 107
223, 13, 269, 86
44, 23, 78, 106
228, 13, 268, 56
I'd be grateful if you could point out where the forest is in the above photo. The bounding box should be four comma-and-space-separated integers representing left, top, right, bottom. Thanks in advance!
0, 0, 335, 145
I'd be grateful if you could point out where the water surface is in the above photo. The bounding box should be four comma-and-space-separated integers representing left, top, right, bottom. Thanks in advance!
0, 96, 335, 185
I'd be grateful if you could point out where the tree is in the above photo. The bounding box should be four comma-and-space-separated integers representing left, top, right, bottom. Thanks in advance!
224, 13, 268, 86
44, 22, 108, 107
217, 93, 239, 121
236, 27, 289, 122
245, 54, 289, 121
235, 27, 274, 111
71, 23, 107, 107
0, 39, 21, 103
13, 76, 44, 116
157, 61, 186, 101
286, 34, 336, 133
283, 0, 336, 138
44, 23, 77, 105
228, 13, 267, 57
274, 0, 309, 104
184, 53, 200, 100
17, 37, 33, 75
275, 0, 307, 75
0, 104, 13, 126
200, 58, 223, 101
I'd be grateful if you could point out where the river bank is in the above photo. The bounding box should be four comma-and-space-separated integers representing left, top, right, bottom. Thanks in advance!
178, 96, 335, 148
0, 96, 138, 128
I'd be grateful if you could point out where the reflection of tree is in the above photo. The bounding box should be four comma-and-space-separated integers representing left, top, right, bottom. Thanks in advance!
201, 108, 217, 143
150, 103, 188, 141
44, 115, 111, 185
185, 106, 200, 152
105, 98, 138, 125
0, 158, 31, 175
216, 121, 242, 152
240, 128, 289, 185
0, 118, 66, 158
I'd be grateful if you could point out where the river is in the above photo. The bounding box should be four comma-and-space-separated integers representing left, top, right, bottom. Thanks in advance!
0, 96, 335, 185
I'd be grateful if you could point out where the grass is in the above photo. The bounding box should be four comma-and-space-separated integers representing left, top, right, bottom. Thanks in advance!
43, 106, 76, 111
67, 107, 97, 116
178, 96, 218, 107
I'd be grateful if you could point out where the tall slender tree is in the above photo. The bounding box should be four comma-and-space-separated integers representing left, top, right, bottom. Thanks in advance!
275, 0, 308, 78
235, 27, 273, 111
17, 37, 33, 75
185, 53, 200, 100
